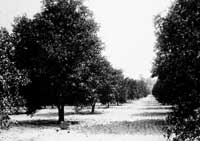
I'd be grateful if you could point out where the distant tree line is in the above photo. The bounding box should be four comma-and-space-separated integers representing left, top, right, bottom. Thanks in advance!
152, 0, 200, 140
0, 0, 150, 126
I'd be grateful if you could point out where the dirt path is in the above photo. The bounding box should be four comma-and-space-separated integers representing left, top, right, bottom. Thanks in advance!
0, 95, 171, 141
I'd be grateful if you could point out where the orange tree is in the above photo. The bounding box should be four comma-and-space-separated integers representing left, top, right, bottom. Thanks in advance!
152, 0, 200, 140
0, 28, 29, 119
12, 0, 102, 122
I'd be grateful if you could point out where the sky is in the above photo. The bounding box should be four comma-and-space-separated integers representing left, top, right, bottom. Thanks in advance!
0, 0, 173, 79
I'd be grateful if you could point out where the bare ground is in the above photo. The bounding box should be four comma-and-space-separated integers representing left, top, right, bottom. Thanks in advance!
0, 95, 171, 141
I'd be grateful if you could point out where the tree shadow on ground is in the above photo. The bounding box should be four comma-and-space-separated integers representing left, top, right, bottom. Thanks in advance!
14, 119, 79, 129
76, 119, 167, 135
35, 111, 102, 118
139, 106, 172, 110
140, 104, 165, 107
131, 112, 169, 117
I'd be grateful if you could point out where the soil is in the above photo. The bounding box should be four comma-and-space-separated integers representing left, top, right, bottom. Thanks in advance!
0, 95, 171, 141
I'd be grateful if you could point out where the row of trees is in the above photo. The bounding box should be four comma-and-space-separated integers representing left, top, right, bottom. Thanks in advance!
152, 0, 200, 140
0, 0, 150, 125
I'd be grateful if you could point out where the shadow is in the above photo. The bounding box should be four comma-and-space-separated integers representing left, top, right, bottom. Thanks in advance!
14, 119, 79, 129
140, 104, 165, 107
77, 119, 167, 135
75, 111, 102, 115
131, 112, 169, 117
139, 106, 172, 110
35, 111, 102, 118
12, 111, 27, 115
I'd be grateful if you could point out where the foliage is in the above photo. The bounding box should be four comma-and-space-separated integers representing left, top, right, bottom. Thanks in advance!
81, 56, 124, 108
165, 107, 200, 141
12, 0, 102, 121
135, 79, 150, 98
152, 0, 200, 140
121, 78, 150, 101
97, 59, 116, 106
0, 27, 29, 129
0, 0, 151, 123
152, 79, 175, 105
0, 27, 29, 115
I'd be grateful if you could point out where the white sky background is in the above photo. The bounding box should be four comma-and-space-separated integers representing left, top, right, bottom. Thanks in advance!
0, 0, 173, 79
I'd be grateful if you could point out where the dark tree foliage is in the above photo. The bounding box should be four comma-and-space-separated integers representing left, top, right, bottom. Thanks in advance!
97, 59, 116, 107
110, 69, 125, 105
152, 79, 173, 105
0, 27, 29, 128
135, 79, 150, 98
82, 57, 125, 111
12, 0, 102, 122
121, 78, 150, 101
117, 78, 130, 103
3, 0, 151, 124
152, 0, 200, 140
67, 55, 111, 113
123, 78, 137, 100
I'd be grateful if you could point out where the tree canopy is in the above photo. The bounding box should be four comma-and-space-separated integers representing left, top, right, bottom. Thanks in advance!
0, 0, 151, 126
0, 28, 29, 115
152, 0, 200, 140
12, 0, 102, 122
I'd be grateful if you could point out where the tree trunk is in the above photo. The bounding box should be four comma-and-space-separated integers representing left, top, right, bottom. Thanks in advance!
91, 102, 96, 113
58, 104, 64, 123
116, 95, 119, 106
116, 94, 119, 106
107, 102, 110, 108
117, 100, 119, 106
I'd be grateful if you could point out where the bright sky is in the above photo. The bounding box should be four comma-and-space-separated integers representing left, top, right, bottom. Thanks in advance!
0, 0, 173, 79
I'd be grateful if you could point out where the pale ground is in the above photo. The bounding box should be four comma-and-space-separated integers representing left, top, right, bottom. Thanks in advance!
0, 95, 171, 141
